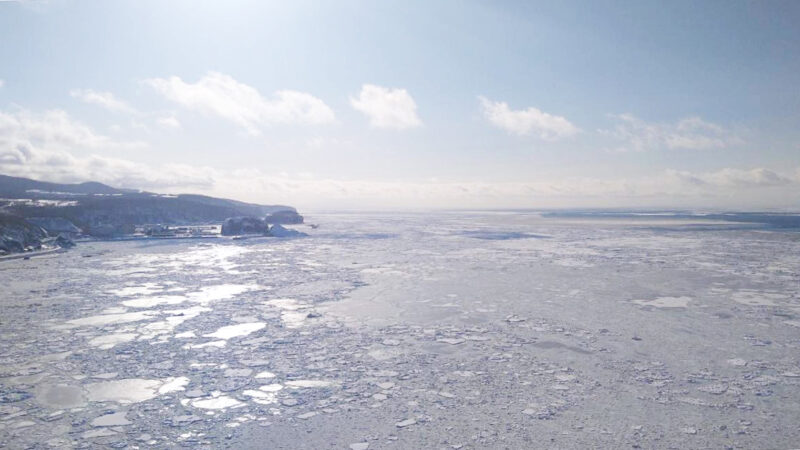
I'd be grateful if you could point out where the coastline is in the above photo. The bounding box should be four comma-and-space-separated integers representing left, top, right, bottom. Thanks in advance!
0, 246, 66, 261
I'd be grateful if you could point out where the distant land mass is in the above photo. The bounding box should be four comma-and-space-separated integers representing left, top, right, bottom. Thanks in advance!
0, 174, 303, 255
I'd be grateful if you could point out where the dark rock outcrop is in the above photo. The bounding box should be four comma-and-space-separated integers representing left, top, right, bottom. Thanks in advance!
27, 217, 82, 235
0, 214, 48, 255
221, 217, 269, 236
55, 234, 76, 248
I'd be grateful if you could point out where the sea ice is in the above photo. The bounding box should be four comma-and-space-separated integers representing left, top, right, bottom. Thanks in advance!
731, 290, 782, 306
259, 384, 284, 392
158, 377, 190, 394
122, 295, 187, 308
285, 380, 334, 388
63, 311, 156, 328
189, 284, 260, 304
204, 322, 266, 339
34, 384, 86, 409
91, 411, 131, 427
633, 296, 691, 308
224, 368, 253, 377
395, 418, 417, 428
192, 396, 245, 410
108, 283, 163, 297
88, 333, 137, 349
85, 379, 162, 404
184, 340, 227, 349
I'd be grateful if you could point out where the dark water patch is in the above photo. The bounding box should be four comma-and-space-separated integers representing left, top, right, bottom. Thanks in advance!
320, 233, 398, 240
542, 210, 800, 231
532, 340, 592, 354
461, 230, 549, 240
0, 388, 32, 403
645, 224, 764, 233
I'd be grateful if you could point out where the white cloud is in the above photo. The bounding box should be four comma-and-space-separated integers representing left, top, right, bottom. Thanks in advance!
0, 79, 4, 88
205, 166, 800, 210
479, 96, 580, 140
601, 114, 739, 152
0, 109, 142, 160
350, 84, 422, 130
144, 72, 335, 135
1, 107, 795, 208
667, 167, 793, 187
156, 115, 182, 129
70, 89, 136, 114
0, 108, 181, 188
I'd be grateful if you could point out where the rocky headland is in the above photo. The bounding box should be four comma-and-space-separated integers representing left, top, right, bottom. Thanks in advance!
0, 174, 304, 256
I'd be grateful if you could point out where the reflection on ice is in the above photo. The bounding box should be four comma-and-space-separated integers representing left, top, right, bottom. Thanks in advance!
63, 311, 156, 328
184, 340, 227, 349
85, 377, 190, 404
120, 284, 260, 308
85, 379, 163, 404
108, 283, 163, 297
192, 395, 245, 410
138, 306, 211, 340
158, 376, 190, 394
242, 389, 278, 405
280, 311, 310, 328
88, 333, 137, 349
122, 295, 187, 308
204, 322, 266, 339
633, 296, 692, 308
264, 298, 308, 310
264, 298, 314, 328
258, 383, 283, 392
190, 284, 261, 304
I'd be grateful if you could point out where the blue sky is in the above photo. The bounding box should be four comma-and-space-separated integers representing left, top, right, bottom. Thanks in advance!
1, 0, 799, 209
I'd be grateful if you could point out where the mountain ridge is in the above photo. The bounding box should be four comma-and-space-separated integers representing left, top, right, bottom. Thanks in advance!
0, 174, 302, 254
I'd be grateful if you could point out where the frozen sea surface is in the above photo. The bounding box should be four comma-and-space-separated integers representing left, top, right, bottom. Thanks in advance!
1, 212, 799, 448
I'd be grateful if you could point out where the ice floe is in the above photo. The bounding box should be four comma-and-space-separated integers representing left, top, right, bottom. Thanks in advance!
204, 322, 266, 339
633, 296, 692, 308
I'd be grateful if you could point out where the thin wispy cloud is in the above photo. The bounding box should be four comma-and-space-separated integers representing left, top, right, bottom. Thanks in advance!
156, 115, 181, 130
479, 96, 580, 140
0, 0, 50, 13
70, 89, 136, 114
191, 165, 800, 209
601, 114, 740, 152
350, 84, 422, 130
144, 72, 335, 135
667, 167, 793, 187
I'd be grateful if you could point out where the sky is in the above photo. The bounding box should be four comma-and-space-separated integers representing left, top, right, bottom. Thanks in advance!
1, 0, 799, 210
